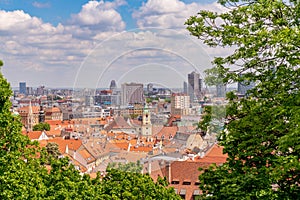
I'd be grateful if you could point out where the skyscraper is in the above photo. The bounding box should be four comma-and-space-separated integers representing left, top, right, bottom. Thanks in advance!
188, 71, 202, 102
110, 80, 117, 91
183, 81, 188, 95
121, 83, 144, 106
216, 84, 226, 97
19, 82, 26, 95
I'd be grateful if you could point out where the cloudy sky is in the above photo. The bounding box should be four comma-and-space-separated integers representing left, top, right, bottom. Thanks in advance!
0, 0, 226, 89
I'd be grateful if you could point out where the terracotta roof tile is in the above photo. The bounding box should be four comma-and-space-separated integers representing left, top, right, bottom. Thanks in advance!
155, 126, 178, 139
42, 138, 82, 154
78, 149, 95, 163
25, 131, 43, 140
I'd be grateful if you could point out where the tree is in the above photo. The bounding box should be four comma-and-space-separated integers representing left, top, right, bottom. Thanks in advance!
46, 142, 61, 158
33, 122, 50, 131
186, 0, 300, 199
107, 161, 143, 173
100, 167, 181, 200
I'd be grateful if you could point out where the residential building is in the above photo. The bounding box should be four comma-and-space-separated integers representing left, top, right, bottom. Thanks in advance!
45, 107, 63, 121
171, 93, 190, 115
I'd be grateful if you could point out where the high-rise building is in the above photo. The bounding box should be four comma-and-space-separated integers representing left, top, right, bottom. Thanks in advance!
19, 82, 26, 95
188, 71, 202, 102
110, 80, 117, 91
183, 81, 188, 95
121, 83, 144, 106
216, 84, 226, 97
171, 93, 190, 115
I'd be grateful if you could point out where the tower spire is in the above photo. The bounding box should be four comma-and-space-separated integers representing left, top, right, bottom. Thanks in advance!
27, 101, 34, 132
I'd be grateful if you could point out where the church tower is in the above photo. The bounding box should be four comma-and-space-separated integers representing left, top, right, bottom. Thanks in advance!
27, 101, 34, 132
141, 104, 152, 136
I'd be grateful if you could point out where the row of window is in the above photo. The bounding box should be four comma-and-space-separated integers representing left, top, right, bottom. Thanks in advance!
171, 180, 200, 185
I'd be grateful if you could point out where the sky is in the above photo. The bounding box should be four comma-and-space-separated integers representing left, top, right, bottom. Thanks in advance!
0, 0, 227, 89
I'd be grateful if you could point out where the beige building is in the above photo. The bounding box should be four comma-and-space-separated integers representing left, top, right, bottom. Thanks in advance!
45, 107, 63, 121
171, 93, 190, 115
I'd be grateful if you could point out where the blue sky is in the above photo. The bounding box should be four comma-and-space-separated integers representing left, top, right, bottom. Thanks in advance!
0, 0, 225, 88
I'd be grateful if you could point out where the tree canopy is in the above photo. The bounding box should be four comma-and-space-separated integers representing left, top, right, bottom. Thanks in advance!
0, 61, 180, 199
33, 122, 50, 131
186, 0, 300, 199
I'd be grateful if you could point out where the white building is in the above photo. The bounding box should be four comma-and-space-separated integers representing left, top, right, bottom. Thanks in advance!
171, 93, 190, 115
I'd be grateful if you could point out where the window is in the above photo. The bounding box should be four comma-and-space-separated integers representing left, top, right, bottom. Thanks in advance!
171, 180, 180, 185
183, 181, 191, 185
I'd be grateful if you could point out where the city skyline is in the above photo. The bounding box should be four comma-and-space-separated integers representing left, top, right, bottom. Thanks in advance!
0, 0, 228, 88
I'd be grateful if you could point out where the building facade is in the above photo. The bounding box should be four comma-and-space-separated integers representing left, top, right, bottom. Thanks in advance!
121, 83, 144, 106
187, 71, 202, 102
19, 82, 26, 95
171, 93, 190, 115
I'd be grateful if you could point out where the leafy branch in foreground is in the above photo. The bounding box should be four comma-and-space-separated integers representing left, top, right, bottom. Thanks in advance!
186, 0, 300, 199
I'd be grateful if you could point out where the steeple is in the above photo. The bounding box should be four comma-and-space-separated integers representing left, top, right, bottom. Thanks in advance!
141, 103, 152, 136
27, 101, 34, 132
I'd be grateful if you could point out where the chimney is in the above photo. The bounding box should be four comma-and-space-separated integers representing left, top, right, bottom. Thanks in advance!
166, 161, 171, 183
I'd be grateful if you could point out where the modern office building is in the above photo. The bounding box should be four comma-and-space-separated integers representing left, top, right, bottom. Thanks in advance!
121, 83, 144, 106
188, 71, 202, 102
183, 81, 188, 95
19, 82, 26, 95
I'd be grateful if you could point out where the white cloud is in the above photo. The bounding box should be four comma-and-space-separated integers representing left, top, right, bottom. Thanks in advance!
70, 0, 126, 32
133, 0, 226, 29
0, 0, 228, 88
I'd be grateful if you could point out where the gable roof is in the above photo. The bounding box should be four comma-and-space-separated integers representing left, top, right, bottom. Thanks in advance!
105, 116, 132, 131
40, 138, 82, 154
155, 126, 178, 139
78, 149, 95, 164
26, 131, 43, 140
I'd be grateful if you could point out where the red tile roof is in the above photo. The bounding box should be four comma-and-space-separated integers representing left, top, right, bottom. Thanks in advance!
40, 138, 82, 154
25, 131, 43, 140
155, 126, 178, 139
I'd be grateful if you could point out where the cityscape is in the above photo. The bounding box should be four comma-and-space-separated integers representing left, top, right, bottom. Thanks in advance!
12, 71, 253, 199
1, 0, 299, 199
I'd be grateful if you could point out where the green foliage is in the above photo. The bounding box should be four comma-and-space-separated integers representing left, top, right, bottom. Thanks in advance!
186, 0, 300, 199
33, 122, 50, 131
199, 105, 226, 134
107, 161, 143, 173
0, 60, 179, 199
101, 168, 180, 200
46, 142, 61, 158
